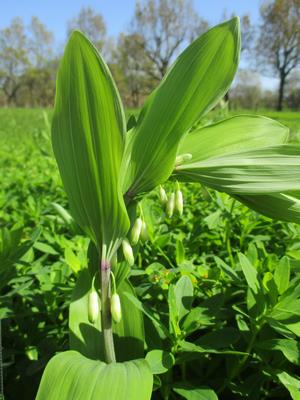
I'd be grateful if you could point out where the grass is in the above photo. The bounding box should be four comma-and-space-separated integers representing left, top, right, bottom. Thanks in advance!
1, 107, 299, 142
1, 106, 300, 399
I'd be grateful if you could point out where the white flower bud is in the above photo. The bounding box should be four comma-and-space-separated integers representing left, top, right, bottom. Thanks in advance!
88, 290, 100, 324
130, 217, 143, 245
122, 238, 134, 266
166, 192, 175, 218
110, 293, 122, 323
140, 220, 149, 242
175, 189, 183, 216
159, 185, 168, 205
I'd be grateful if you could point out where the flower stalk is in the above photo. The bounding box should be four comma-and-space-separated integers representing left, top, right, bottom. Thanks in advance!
100, 257, 116, 363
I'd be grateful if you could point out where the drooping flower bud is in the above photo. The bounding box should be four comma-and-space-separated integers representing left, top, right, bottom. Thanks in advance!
175, 182, 183, 216
110, 293, 122, 323
159, 185, 168, 205
122, 238, 134, 266
140, 220, 149, 242
88, 289, 100, 324
175, 153, 193, 165
130, 217, 143, 245
166, 192, 175, 218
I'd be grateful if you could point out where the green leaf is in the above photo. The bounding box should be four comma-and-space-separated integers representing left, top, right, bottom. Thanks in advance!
34, 242, 58, 255
176, 239, 185, 265
36, 351, 153, 400
235, 192, 300, 224
181, 307, 216, 333
274, 256, 290, 295
64, 247, 81, 274
174, 275, 194, 320
122, 18, 240, 196
256, 339, 300, 365
238, 253, 260, 294
145, 350, 175, 374
52, 31, 129, 255
277, 371, 300, 400
173, 386, 218, 400
168, 284, 181, 336
123, 291, 170, 339
176, 145, 300, 194
177, 115, 288, 163
175, 115, 300, 223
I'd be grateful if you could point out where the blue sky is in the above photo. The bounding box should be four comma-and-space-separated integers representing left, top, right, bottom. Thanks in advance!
0, 0, 261, 43
0, 0, 277, 88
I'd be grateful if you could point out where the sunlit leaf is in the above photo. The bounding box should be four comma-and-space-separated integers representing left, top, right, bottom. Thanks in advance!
177, 115, 289, 162
36, 351, 153, 400
52, 31, 129, 255
122, 18, 240, 197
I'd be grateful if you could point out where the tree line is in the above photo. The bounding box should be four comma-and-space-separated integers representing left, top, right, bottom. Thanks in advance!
0, 0, 299, 110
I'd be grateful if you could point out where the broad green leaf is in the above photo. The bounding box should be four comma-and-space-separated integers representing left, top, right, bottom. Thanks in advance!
173, 386, 218, 400
174, 275, 194, 320
175, 145, 300, 194
175, 115, 300, 223
182, 307, 216, 333
277, 371, 300, 400
123, 291, 171, 339
145, 350, 175, 374
121, 18, 240, 196
177, 115, 289, 163
204, 210, 222, 229
256, 339, 300, 365
238, 253, 260, 294
235, 192, 300, 224
239, 253, 266, 316
36, 351, 153, 400
64, 247, 81, 274
215, 256, 240, 282
52, 31, 129, 255
274, 257, 290, 295
34, 242, 58, 255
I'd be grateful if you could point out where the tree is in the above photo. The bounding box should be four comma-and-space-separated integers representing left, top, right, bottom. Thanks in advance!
0, 17, 56, 106
28, 16, 54, 68
257, 0, 300, 111
285, 69, 300, 109
131, 0, 208, 81
230, 69, 262, 110
111, 33, 156, 107
67, 7, 106, 51
0, 18, 29, 105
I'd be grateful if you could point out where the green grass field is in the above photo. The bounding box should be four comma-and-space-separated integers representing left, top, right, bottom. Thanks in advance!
1, 107, 300, 399
1, 107, 300, 142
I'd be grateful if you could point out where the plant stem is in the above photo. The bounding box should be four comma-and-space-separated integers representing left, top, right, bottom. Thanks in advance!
100, 259, 116, 363
224, 199, 236, 268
